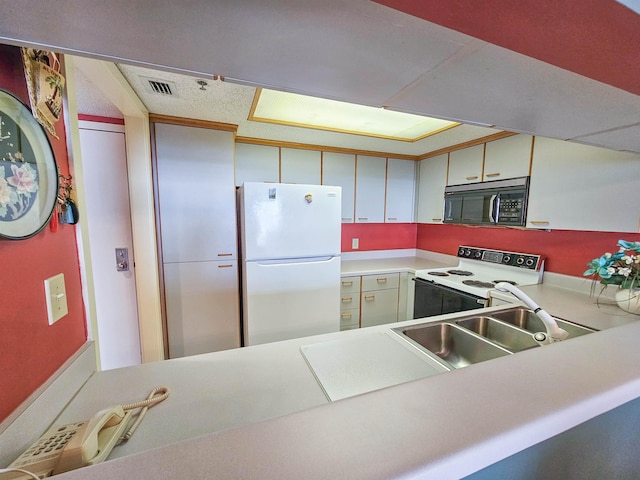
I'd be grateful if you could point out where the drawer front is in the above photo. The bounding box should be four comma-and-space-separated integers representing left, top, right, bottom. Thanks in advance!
340, 293, 359, 310
340, 308, 360, 330
340, 276, 361, 294
361, 272, 400, 291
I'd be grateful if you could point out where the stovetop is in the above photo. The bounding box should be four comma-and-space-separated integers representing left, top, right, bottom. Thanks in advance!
415, 246, 544, 298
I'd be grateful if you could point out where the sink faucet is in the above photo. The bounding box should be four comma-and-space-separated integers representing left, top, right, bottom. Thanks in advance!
493, 282, 569, 344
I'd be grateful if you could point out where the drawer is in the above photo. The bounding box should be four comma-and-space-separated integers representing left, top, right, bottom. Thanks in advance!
340, 309, 360, 330
340, 293, 359, 309
340, 276, 361, 294
361, 272, 399, 291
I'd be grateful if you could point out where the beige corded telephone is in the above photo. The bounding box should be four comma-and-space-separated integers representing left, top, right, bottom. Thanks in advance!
2, 386, 169, 480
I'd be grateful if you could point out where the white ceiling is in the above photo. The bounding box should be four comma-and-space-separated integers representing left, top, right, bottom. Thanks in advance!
3, 0, 639, 153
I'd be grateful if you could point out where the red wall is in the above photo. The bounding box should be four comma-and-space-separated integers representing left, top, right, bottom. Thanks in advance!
342, 222, 640, 278
0, 45, 87, 422
341, 223, 417, 252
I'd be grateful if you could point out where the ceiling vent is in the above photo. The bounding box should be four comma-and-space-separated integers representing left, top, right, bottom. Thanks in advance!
140, 77, 179, 97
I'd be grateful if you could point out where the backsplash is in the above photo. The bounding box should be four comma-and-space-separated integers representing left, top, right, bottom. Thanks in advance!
341, 222, 640, 278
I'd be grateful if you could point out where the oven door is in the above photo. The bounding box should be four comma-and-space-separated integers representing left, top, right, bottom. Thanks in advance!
413, 278, 487, 319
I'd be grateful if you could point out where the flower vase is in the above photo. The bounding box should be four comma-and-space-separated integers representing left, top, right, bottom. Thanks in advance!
614, 288, 640, 315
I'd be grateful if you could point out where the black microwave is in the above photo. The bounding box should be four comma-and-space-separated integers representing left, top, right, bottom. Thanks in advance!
443, 176, 530, 226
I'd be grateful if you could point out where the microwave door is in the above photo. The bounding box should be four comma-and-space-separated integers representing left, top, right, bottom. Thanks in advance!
444, 195, 463, 222
460, 194, 487, 223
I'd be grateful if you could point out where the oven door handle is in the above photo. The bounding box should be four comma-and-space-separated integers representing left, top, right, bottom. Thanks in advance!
489, 193, 500, 223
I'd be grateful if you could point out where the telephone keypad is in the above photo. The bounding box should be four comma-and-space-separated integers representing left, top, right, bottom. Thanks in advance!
11, 422, 82, 468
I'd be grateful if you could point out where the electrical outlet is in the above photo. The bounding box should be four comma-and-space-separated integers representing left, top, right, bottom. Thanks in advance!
44, 273, 68, 325
352, 238, 359, 249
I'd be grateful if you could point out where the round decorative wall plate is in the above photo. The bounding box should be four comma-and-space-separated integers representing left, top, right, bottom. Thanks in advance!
0, 89, 58, 239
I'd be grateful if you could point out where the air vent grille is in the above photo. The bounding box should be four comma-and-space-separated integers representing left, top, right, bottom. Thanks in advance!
140, 77, 179, 97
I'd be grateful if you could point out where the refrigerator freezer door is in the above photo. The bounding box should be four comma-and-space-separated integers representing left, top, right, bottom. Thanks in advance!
243, 256, 340, 345
240, 183, 341, 261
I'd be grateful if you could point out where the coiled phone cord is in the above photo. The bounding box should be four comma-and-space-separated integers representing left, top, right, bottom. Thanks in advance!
119, 386, 170, 442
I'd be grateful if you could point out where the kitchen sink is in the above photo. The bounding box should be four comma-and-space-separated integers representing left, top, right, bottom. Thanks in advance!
396, 322, 511, 369
392, 307, 597, 369
489, 308, 596, 338
455, 316, 539, 352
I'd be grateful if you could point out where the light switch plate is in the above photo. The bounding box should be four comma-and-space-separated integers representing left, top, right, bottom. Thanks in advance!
352, 238, 359, 249
44, 273, 68, 325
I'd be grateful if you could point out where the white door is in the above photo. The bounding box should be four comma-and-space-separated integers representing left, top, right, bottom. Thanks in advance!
79, 122, 141, 370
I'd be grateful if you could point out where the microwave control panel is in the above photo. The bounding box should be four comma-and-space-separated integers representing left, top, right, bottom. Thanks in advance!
457, 246, 543, 270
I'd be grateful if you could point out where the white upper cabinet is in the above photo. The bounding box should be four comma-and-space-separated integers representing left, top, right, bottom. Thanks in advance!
235, 143, 279, 186
355, 155, 386, 223
155, 123, 237, 263
322, 152, 356, 223
386, 158, 416, 222
447, 144, 484, 185
417, 153, 448, 224
527, 136, 640, 232
280, 148, 321, 184
484, 134, 533, 181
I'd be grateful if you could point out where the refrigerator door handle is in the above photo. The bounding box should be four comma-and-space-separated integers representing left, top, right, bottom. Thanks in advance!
252, 256, 338, 265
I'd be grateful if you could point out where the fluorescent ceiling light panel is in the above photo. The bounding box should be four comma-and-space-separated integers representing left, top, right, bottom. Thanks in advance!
250, 89, 459, 142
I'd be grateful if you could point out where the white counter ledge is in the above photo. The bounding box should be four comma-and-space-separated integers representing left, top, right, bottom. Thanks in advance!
53, 310, 640, 480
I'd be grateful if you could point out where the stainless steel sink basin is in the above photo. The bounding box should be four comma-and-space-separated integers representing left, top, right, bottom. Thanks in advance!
489, 308, 596, 338
455, 316, 539, 352
396, 322, 511, 369
392, 307, 597, 370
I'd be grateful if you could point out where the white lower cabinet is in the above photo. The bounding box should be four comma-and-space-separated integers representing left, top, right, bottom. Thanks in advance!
340, 271, 414, 329
360, 273, 399, 328
163, 261, 240, 358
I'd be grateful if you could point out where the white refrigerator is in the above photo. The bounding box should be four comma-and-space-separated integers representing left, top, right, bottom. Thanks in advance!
239, 182, 342, 346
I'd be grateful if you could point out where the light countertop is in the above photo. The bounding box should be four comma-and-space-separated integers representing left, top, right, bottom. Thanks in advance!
30, 255, 640, 479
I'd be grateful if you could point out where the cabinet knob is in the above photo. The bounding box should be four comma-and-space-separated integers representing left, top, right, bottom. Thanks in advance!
341, 313, 353, 319
341, 296, 353, 302
465, 176, 479, 181
529, 221, 550, 225
217, 253, 233, 257
485, 172, 500, 178
218, 264, 233, 268
387, 217, 398, 221
364, 295, 376, 301
341, 281, 353, 286
376, 277, 387, 283
432, 218, 442, 222
357, 217, 368, 221
341, 217, 353, 221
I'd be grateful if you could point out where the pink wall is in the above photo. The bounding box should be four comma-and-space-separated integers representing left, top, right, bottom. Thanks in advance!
0, 45, 87, 422
341, 222, 640, 278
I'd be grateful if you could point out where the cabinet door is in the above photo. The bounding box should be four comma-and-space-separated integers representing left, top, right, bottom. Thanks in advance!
355, 155, 386, 223
323, 152, 356, 223
417, 153, 448, 223
386, 158, 416, 222
164, 261, 240, 358
448, 144, 484, 185
361, 288, 399, 327
155, 123, 237, 263
235, 143, 279, 186
281, 148, 321, 184
527, 137, 640, 232
484, 134, 532, 181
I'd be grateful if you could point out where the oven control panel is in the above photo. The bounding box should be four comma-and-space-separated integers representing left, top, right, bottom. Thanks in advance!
457, 246, 543, 270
